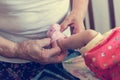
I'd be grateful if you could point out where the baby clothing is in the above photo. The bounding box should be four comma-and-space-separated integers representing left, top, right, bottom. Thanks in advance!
63, 27, 120, 80
83, 27, 120, 80
63, 56, 98, 80
47, 24, 66, 42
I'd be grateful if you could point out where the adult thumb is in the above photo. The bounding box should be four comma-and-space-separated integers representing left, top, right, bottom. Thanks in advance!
60, 19, 71, 32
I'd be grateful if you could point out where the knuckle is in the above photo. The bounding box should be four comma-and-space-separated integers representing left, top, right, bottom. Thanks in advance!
39, 49, 49, 59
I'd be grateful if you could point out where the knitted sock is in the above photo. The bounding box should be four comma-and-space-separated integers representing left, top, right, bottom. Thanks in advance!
47, 24, 66, 42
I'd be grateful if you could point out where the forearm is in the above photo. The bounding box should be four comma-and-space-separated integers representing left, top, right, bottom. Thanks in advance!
0, 36, 17, 57
71, 0, 89, 20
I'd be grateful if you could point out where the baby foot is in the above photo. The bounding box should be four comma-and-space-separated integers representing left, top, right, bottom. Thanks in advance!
47, 24, 66, 42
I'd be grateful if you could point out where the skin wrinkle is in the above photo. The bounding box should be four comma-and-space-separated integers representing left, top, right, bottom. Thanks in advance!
16, 39, 52, 63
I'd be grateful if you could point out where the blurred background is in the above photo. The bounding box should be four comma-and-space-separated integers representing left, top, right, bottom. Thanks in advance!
85, 0, 120, 33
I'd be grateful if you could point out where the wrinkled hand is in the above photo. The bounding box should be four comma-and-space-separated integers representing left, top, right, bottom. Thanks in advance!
60, 11, 85, 34
16, 38, 66, 64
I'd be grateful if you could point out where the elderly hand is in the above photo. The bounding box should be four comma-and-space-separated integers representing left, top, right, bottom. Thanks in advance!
16, 38, 66, 64
60, 11, 85, 34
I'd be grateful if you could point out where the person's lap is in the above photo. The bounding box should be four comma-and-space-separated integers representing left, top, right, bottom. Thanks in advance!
0, 50, 80, 80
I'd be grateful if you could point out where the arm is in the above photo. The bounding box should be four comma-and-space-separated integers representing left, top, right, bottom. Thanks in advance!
71, 0, 89, 21
0, 36, 17, 57
60, 0, 89, 33
0, 36, 66, 64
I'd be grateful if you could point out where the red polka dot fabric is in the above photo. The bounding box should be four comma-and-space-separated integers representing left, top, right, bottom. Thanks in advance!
84, 27, 120, 80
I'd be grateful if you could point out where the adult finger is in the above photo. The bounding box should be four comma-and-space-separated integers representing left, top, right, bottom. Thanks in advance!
47, 46, 61, 57
60, 17, 71, 32
51, 41, 59, 48
47, 51, 67, 63
38, 47, 62, 64
72, 23, 81, 34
